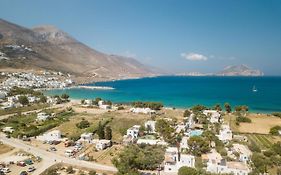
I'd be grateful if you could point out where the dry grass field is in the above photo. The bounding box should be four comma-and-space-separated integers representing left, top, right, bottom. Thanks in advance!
0, 143, 14, 154
224, 113, 281, 134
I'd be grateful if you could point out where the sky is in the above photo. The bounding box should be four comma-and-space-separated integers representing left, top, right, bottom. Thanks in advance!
1, 0, 281, 75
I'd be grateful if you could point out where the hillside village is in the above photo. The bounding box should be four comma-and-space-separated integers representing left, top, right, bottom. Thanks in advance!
0, 76, 281, 175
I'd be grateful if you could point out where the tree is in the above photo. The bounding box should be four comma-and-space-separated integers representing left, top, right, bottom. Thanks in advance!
81, 99, 85, 104
236, 116, 251, 123
112, 145, 164, 174
235, 105, 249, 112
97, 121, 105, 139
270, 126, 281, 135
191, 105, 207, 112
76, 119, 90, 129
39, 95, 47, 103
105, 126, 112, 140
214, 104, 222, 111
66, 166, 75, 174
155, 119, 175, 144
188, 136, 210, 156
272, 142, 281, 156
251, 153, 270, 173
139, 125, 146, 137
178, 166, 198, 175
18, 95, 29, 106
88, 170, 97, 175
224, 103, 231, 113
61, 93, 70, 101
183, 110, 191, 118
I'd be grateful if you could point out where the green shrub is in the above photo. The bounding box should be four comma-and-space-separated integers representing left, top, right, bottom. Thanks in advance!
236, 116, 251, 123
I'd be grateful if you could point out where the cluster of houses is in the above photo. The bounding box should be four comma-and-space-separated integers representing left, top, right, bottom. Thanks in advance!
81, 99, 112, 110
36, 129, 112, 158
122, 109, 252, 175
0, 93, 58, 110
0, 72, 73, 91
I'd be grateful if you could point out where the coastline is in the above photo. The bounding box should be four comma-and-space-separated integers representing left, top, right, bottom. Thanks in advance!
43, 76, 281, 113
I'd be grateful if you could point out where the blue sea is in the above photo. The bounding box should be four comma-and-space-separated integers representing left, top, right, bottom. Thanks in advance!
45, 76, 281, 113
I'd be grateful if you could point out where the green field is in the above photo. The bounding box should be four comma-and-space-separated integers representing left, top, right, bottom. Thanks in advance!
244, 134, 277, 150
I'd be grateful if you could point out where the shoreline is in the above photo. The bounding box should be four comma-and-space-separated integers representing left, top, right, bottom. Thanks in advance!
37, 85, 115, 91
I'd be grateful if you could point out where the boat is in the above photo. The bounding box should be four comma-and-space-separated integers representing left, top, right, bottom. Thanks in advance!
252, 86, 258, 92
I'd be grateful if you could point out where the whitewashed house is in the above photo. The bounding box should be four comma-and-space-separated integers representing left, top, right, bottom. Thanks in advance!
203, 149, 251, 175
176, 124, 186, 133
164, 147, 195, 173
180, 136, 189, 150
144, 120, 156, 133
186, 113, 195, 128
2, 126, 14, 133
37, 130, 62, 142
217, 125, 232, 143
98, 100, 111, 110
126, 125, 141, 139
80, 133, 93, 143
130, 108, 155, 114
232, 144, 252, 163
95, 140, 111, 150
203, 110, 220, 123
137, 138, 167, 146
36, 112, 50, 121
1, 101, 15, 109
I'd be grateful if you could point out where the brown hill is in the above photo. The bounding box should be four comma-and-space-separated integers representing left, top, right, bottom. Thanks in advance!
0, 19, 156, 82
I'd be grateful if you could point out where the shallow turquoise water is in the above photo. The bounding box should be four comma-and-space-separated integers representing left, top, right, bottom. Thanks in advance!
44, 76, 281, 112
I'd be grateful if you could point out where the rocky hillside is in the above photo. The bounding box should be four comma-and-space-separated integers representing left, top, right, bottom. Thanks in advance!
0, 19, 157, 83
217, 65, 264, 76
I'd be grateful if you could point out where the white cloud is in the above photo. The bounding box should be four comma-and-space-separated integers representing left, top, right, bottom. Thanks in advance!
124, 50, 137, 58
181, 52, 208, 61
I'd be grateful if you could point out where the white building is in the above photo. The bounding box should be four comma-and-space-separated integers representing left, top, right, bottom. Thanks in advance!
37, 130, 62, 142
0, 90, 7, 99
164, 147, 195, 173
217, 125, 232, 143
144, 120, 156, 133
130, 108, 155, 114
95, 140, 111, 150
176, 124, 186, 133
180, 136, 189, 150
80, 133, 93, 143
203, 110, 221, 123
232, 144, 252, 163
1, 101, 15, 109
136, 138, 167, 146
126, 125, 141, 139
98, 101, 111, 110
186, 113, 195, 128
2, 126, 14, 133
36, 112, 50, 121
203, 149, 251, 175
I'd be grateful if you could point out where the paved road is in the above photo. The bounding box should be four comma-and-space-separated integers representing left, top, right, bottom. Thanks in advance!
0, 134, 117, 175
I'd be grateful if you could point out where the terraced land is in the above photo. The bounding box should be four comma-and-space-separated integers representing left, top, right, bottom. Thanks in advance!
244, 134, 279, 150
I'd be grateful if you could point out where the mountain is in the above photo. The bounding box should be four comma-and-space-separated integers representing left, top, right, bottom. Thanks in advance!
0, 19, 157, 83
216, 64, 264, 76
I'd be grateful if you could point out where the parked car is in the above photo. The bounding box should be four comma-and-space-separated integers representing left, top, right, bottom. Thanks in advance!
24, 159, 33, 165
27, 166, 36, 172
19, 171, 28, 175
17, 162, 26, 167
49, 147, 57, 151
1, 168, 10, 173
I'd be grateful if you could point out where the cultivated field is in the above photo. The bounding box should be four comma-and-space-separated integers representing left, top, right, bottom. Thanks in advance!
243, 133, 281, 150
